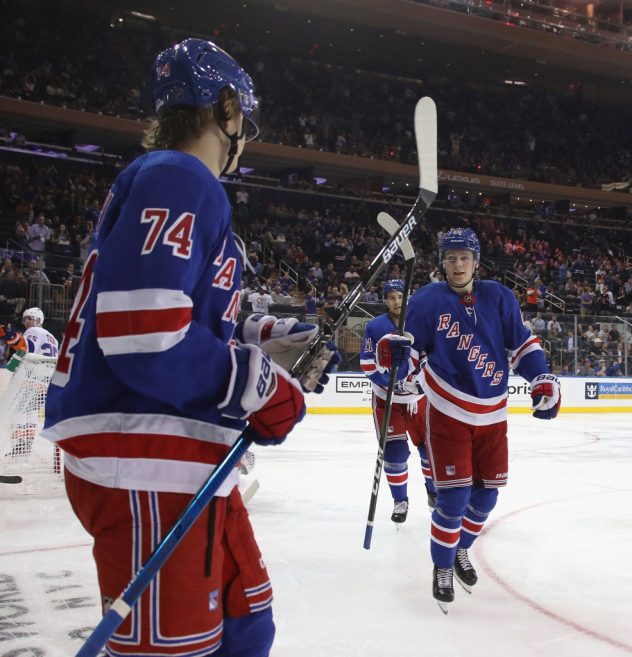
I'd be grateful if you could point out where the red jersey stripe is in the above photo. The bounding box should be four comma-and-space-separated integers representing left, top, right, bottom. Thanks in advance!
96, 306, 191, 338
424, 369, 507, 414
59, 432, 230, 464
512, 336, 541, 362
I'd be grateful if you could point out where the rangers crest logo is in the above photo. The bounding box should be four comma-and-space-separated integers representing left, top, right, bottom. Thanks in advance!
209, 589, 219, 611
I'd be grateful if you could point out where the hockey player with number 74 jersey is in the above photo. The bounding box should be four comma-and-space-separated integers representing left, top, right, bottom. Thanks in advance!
40, 37, 338, 657
382, 227, 561, 613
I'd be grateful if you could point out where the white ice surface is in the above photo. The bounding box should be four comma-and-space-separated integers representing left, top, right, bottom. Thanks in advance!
1, 413, 631, 657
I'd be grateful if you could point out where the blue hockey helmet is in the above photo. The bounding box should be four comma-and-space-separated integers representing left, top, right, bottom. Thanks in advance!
151, 38, 259, 139
439, 228, 480, 263
383, 279, 405, 298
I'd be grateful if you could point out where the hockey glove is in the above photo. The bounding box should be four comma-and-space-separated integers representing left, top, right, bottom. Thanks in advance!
0, 323, 24, 350
530, 373, 561, 420
219, 344, 306, 445
376, 332, 413, 380
234, 314, 340, 393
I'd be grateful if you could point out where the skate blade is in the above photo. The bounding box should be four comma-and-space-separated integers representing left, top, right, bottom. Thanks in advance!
454, 573, 473, 595
436, 600, 450, 615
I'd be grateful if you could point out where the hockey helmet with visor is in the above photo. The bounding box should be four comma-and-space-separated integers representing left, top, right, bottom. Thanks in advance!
152, 38, 260, 142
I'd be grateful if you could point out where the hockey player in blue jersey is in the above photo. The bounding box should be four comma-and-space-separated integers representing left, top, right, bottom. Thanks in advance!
377, 228, 560, 612
42, 38, 337, 656
360, 279, 436, 523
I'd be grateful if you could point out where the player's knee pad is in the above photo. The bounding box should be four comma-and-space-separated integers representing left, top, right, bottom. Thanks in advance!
384, 438, 410, 466
469, 486, 498, 516
435, 486, 471, 521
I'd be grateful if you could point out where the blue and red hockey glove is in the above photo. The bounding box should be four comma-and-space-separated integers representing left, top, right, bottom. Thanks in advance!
530, 373, 561, 420
375, 332, 413, 380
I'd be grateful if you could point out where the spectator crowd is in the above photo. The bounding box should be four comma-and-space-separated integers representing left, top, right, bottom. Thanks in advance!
0, 0, 630, 376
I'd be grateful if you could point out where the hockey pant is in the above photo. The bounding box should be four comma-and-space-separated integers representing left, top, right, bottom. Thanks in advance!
372, 395, 435, 503
65, 469, 275, 657
424, 403, 506, 568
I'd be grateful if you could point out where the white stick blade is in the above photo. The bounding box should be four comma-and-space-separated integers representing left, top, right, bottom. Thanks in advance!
414, 97, 438, 195
377, 212, 415, 261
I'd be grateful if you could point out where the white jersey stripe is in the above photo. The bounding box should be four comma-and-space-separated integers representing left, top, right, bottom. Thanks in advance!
63, 453, 238, 496
96, 288, 193, 313
97, 328, 189, 356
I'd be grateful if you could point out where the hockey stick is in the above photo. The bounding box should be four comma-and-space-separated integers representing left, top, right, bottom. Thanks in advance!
240, 478, 260, 505
76, 97, 437, 657
0, 475, 23, 484
363, 218, 416, 551
290, 97, 437, 384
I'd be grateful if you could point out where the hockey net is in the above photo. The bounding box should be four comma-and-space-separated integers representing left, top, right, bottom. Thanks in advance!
0, 353, 63, 496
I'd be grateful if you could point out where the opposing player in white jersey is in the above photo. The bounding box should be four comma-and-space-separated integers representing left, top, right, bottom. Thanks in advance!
1, 306, 59, 358
15, 307, 59, 357
0, 307, 59, 459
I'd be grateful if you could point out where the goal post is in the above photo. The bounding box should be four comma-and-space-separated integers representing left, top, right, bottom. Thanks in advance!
0, 353, 63, 495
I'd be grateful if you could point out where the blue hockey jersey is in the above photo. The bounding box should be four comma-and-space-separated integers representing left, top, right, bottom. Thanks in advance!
405, 280, 547, 425
42, 151, 245, 495
360, 312, 422, 403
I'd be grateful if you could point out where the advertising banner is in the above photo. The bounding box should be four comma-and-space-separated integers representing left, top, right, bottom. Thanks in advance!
307, 373, 632, 414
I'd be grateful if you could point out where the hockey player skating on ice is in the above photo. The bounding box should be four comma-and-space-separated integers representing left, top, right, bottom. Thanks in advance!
0, 307, 59, 459
379, 228, 560, 612
360, 279, 436, 523
41, 38, 338, 657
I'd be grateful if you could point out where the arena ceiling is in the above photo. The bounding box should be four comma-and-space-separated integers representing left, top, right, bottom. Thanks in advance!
100, 0, 632, 91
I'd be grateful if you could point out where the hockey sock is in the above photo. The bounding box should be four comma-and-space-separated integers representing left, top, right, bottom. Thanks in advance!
384, 439, 410, 502
431, 486, 471, 568
458, 487, 498, 550
384, 461, 408, 502
417, 445, 436, 495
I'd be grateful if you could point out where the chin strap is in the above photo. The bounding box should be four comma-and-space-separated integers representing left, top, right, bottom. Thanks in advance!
449, 275, 475, 291
218, 120, 248, 176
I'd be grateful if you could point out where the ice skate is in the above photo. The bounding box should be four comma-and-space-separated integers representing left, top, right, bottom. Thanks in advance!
391, 498, 408, 523
453, 547, 478, 593
433, 566, 454, 614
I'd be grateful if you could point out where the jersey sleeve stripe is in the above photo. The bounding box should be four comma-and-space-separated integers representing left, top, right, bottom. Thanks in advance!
96, 289, 193, 355
97, 307, 191, 338
511, 336, 543, 368
97, 329, 189, 356
96, 288, 193, 312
